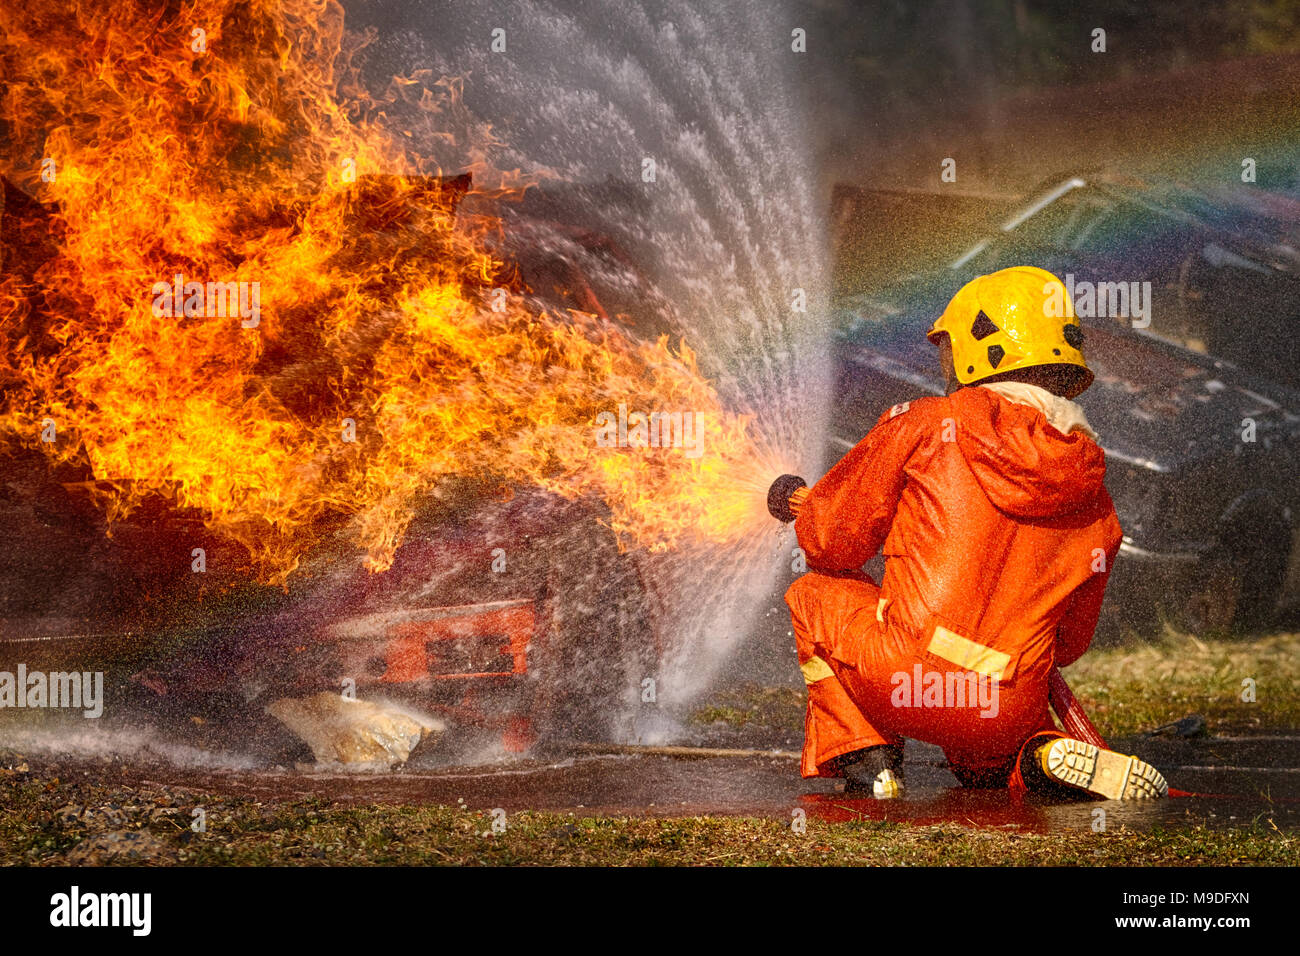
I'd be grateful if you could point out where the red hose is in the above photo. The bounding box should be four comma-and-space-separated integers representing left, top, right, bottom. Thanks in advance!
1047, 667, 1107, 747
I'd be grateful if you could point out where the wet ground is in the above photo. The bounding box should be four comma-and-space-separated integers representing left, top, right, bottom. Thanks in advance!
9, 731, 1295, 836
3, 601, 1298, 837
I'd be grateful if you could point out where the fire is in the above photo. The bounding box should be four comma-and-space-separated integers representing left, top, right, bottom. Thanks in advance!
0, 0, 776, 584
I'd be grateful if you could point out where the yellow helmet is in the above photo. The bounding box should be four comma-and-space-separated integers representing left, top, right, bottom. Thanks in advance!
927, 266, 1093, 398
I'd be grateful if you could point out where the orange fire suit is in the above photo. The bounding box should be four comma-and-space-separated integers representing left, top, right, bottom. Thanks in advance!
787, 385, 1122, 788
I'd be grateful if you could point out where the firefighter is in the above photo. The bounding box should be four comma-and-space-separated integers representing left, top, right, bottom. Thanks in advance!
788, 266, 1167, 800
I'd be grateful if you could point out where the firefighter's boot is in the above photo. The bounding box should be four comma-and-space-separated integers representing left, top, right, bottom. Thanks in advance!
835, 744, 905, 798
1034, 736, 1168, 799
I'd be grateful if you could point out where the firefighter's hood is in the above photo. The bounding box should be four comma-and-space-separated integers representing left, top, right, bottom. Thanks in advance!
952, 383, 1108, 518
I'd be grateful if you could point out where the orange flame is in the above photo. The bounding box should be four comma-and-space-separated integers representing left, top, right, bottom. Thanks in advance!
0, 0, 778, 584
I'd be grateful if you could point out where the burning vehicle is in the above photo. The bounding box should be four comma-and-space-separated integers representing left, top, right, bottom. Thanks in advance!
0, 0, 786, 768
0, 173, 677, 763
829, 173, 1300, 637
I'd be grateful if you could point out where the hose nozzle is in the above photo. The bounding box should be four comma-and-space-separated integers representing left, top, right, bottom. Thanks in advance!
767, 474, 809, 523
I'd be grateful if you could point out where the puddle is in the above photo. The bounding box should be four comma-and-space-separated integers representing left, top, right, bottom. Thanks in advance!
6, 733, 1294, 834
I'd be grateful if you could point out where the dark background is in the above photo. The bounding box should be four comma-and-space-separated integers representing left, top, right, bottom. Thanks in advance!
800, 0, 1300, 193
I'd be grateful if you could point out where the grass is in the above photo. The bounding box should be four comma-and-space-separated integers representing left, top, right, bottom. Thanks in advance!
0, 762, 1295, 866
1062, 630, 1300, 737
689, 684, 805, 733
688, 631, 1300, 741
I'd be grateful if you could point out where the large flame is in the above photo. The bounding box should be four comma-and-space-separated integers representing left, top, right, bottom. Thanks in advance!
0, 0, 780, 584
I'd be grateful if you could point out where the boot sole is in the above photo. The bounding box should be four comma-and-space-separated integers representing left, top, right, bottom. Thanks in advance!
1040, 737, 1168, 800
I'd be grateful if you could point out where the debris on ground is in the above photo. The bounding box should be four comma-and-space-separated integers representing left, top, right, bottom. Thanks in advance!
265, 693, 444, 766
